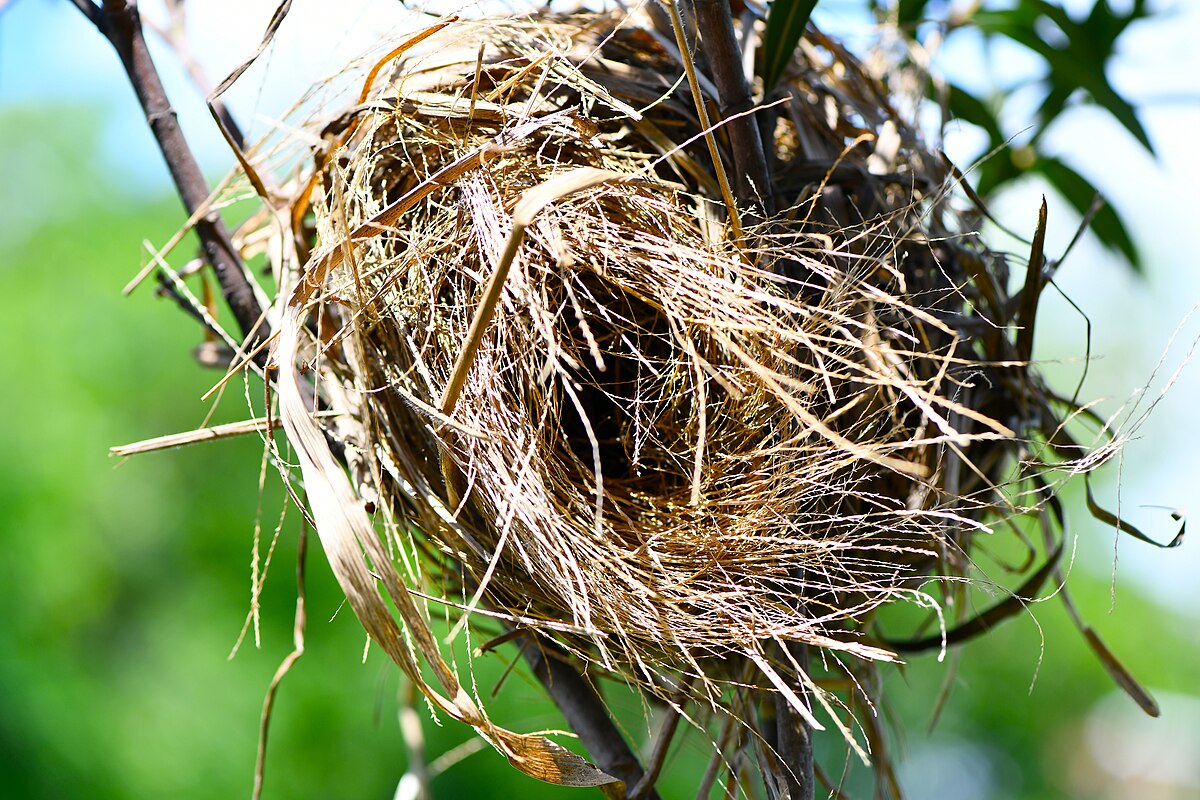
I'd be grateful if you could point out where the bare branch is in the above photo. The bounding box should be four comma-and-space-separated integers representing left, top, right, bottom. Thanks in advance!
693, 0, 774, 218
68, 0, 105, 31
629, 700, 684, 799
770, 642, 814, 800
79, 0, 267, 348
522, 637, 660, 800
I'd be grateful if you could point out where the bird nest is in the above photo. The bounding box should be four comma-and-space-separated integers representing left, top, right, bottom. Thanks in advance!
217, 9, 1146, 795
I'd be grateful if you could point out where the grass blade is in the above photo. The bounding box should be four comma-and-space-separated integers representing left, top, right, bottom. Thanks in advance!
762, 0, 819, 93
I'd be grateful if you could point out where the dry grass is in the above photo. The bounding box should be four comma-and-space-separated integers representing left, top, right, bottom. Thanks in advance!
196, 9, 1148, 795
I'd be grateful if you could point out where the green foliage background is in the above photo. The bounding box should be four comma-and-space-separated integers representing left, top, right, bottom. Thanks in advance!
2, 49, 1197, 800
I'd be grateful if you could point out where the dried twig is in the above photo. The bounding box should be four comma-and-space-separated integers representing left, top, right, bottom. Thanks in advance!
664, 0, 743, 240
629, 698, 685, 799
73, 0, 267, 348
147, 0, 246, 148
522, 638, 659, 800
253, 518, 308, 800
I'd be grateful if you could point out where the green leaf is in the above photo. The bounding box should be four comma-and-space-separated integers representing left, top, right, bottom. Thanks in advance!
1035, 156, 1141, 271
761, 0, 820, 93
945, 83, 1004, 145
1085, 0, 1152, 51
974, 5, 1155, 155
974, 153, 1022, 201
1040, 42, 1153, 154
1031, 81, 1074, 144
898, 0, 928, 27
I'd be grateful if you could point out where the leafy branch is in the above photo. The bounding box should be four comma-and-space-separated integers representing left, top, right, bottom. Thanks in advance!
766, 0, 1157, 269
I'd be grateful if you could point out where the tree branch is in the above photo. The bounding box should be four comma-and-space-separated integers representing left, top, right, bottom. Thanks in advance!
522, 638, 660, 800
76, 0, 267, 349
628, 700, 683, 799
68, 0, 106, 31
774, 710, 815, 800
693, 0, 774, 219
773, 647, 815, 800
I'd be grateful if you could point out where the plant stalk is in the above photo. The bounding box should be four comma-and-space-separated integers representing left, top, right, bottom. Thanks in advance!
692, 0, 775, 219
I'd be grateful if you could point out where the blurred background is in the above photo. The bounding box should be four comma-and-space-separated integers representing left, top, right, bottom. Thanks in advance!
1, 0, 1197, 798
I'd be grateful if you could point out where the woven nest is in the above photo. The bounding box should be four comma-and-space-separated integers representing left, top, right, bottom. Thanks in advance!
240, 9, 1125, 794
